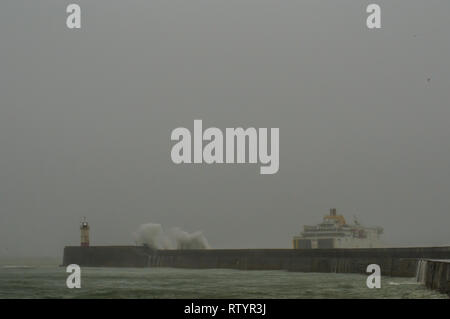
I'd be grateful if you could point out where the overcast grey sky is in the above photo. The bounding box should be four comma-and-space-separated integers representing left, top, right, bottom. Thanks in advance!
0, 1, 449, 257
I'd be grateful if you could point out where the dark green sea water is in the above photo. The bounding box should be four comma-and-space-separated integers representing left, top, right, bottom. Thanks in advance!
0, 259, 447, 299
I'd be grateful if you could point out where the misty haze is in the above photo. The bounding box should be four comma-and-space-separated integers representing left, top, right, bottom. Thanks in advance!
1, 0, 450, 260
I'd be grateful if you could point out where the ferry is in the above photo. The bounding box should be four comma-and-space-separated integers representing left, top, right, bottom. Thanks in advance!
293, 209, 384, 249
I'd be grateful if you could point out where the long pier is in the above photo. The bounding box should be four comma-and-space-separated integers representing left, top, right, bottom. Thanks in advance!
63, 246, 450, 278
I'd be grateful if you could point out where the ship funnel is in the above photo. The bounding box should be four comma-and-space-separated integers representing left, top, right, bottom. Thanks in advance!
330, 208, 337, 216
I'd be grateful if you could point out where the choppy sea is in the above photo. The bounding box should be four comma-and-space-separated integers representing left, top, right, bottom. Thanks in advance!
0, 258, 447, 299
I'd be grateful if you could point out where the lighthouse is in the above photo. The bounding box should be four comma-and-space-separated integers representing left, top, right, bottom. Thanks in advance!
80, 218, 90, 247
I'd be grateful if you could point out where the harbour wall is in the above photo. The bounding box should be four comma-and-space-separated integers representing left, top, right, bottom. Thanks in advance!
63, 246, 450, 277
416, 259, 450, 295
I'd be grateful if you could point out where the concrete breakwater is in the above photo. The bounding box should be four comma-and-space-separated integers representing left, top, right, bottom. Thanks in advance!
63, 246, 450, 277
416, 259, 450, 295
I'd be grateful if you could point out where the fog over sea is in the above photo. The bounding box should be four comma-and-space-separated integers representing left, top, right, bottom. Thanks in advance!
0, 258, 447, 299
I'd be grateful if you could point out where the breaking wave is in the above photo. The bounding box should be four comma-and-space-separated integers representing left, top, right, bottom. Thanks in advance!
133, 223, 210, 250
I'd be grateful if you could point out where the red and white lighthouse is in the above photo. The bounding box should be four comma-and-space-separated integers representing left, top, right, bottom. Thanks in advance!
80, 218, 90, 247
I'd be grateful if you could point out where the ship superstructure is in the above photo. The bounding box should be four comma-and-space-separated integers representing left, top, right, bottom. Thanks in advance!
293, 208, 384, 249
